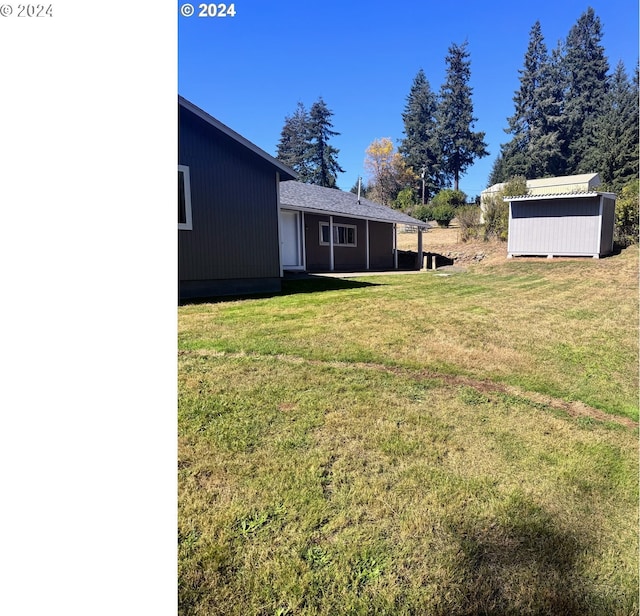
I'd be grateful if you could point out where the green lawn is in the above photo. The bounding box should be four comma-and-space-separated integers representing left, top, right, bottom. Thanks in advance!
179, 247, 638, 615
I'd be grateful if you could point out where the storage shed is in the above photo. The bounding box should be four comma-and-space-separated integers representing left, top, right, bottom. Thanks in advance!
505, 190, 616, 259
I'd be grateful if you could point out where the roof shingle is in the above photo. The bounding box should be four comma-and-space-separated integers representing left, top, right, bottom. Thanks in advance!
280, 181, 426, 227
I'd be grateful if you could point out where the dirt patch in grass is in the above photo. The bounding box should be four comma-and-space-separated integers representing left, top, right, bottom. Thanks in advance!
184, 348, 638, 431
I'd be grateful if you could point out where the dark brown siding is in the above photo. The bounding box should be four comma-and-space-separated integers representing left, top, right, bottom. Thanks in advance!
178, 107, 281, 293
368, 221, 394, 269
332, 216, 367, 270
303, 214, 394, 271
303, 213, 331, 270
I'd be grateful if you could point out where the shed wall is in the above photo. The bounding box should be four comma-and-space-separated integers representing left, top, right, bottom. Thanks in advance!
508, 197, 602, 256
178, 107, 282, 289
599, 197, 615, 255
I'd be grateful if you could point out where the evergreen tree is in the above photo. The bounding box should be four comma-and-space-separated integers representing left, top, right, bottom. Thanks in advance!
533, 41, 567, 176
494, 22, 564, 182
580, 61, 639, 191
437, 41, 488, 190
488, 154, 506, 186
398, 68, 443, 202
307, 97, 345, 188
276, 102, 312, 182
512, 22, 563, 178
349, 178, 369, 198
502, 22, 547, 178
561, 7, 610, 172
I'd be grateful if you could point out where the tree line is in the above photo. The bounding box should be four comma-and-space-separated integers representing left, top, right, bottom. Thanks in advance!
275, 7, 638, 243
491, 7, 638, 195
276, 40, 487, 205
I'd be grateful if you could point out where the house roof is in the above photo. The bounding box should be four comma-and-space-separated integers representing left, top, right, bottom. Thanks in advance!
179, 96, 297, 181
280, 181, 427, 227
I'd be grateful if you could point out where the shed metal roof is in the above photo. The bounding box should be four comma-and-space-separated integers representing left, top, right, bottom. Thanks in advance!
279, 181, 427, 227
179, 96, 297, 181
504, 191, 616, 202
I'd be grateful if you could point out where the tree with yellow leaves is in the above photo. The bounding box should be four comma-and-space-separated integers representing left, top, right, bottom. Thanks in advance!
364, 138, 417, 207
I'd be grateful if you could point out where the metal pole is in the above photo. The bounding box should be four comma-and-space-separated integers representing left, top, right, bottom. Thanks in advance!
329, 215, 334, 271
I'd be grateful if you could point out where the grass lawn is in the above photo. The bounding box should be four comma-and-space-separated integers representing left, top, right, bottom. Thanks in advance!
179, 246, 638, 615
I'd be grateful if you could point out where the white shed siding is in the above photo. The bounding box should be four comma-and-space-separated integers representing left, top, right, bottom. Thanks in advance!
508, 198, 604, 257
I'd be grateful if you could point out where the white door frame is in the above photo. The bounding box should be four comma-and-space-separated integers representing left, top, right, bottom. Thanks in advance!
280, 209, 305, 271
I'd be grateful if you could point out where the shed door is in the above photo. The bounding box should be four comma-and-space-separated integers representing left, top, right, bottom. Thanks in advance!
281, 210, 303, 269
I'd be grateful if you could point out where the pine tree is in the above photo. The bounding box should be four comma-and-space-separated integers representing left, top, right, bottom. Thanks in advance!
561, 7, 610, 172
503, 22, 547, 177
495, 22, 564, 182
398, 69, 443, 202
580, 61, 639, 191
306, 97, 345, 188
276, 102, 311, 181
488, 154, 506, 186
437, 41, 488, 190
530, 40, 566, 176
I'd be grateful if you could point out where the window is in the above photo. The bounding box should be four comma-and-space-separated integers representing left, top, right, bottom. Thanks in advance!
178, 165, 192, 230
319, 222, 357, 247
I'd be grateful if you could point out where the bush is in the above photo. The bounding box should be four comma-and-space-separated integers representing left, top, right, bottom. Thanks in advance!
482, 193, 509, 240
503, 175, 527, 197
483, 175, 527, 241
419, 189, 468, 227
394, 187, 417, 212
410, 203, 455, 227
615, 179, 639, 246
430, 203, 456, 227
410, 204, 431, 222
431, 189, 467, 209
457, 206, 482, 241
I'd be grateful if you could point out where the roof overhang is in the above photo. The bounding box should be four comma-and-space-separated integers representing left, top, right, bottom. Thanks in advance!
280, 203, 428, 229
179, 95, 297, 181
503, 191, 615, 202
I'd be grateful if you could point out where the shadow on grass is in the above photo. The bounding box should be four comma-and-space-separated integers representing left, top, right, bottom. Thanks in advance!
448, 494, 634, 615
180, 276, 380, 305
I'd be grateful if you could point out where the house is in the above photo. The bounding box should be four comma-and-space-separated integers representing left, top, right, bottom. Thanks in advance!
501, 174, 616, 259
178, 96, 427, 299
279, 181, 427, 272
178, 96, 296, 299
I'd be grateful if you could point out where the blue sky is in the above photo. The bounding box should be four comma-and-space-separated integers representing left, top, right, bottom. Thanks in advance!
179, 0, 638, 198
